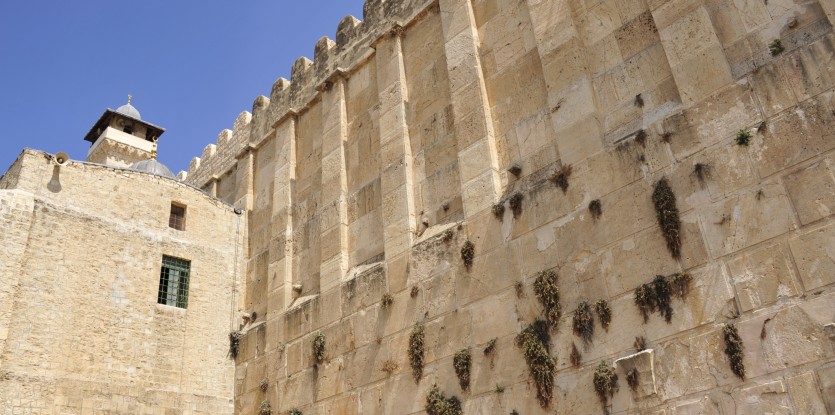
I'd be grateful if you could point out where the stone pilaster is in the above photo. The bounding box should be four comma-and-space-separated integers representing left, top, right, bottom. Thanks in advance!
270, 115, 297, 311
318, 78, 350, 293
375, 29, 418, 292
439, 0, 502, 217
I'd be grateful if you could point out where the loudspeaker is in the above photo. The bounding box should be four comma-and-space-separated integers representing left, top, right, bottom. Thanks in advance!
55, 152, 70, 165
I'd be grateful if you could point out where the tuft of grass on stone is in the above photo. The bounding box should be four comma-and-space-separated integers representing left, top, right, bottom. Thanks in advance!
411, 286, 419, 298
593, 361, 619, 409
442, 229, 454, 243
570, 342, 582, 367
552, 164, 573, 193
425, 386, 463, 415
589, 200, 602, 220
509, 192, 524, 218
508, 164, 522, 177
635, 94, 644, 108
634, 336, 647, 352
635, 129, 647, 147
229, 331, 242, 360
573, 300, 595, 345
461, 240, 475, 270
381, 293, 394, 309
693, 163, 711, 187
723, 323, 745, 380
652, 177, 682, 259
287, 409, 302, 415
595, 299, 612, 331
492, 202, 506, 221
259, 378, 269, 392
381, 359, 399, 375
769, 39, 784, 56
495, 384, 505, 394
259, 401, 272, 415
453, 349, 472, 391
409, 323, 425, 383
669, 272, 692, 299
626, 368, 639, 392
516, 320, 556, 408
533, 270, 561, 329
484, 338, 497, 356
736, 129, 752, 146
312, 332, 326, 366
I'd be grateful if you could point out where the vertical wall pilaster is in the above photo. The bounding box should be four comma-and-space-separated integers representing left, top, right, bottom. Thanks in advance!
271, 116, 297, 311
235, 147, 255, 211
319, 78, 350, 293
439, 0, 502, 217
375, 30, 418, 292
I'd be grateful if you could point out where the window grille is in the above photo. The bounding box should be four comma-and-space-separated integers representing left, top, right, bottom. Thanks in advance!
169, 203, 186, 230
158, 255, 190, 308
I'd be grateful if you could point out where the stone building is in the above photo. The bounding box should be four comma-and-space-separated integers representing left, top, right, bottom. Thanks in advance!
0, 102, 241, 414
3, 0, 835, 414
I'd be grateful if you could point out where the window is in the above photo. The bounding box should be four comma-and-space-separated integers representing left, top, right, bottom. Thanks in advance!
157, 256, 190, 308
169, 203, 186, 230
123, 125, 133, 134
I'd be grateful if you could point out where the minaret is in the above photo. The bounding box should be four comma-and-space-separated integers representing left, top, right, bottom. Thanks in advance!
83, 95, 166, 167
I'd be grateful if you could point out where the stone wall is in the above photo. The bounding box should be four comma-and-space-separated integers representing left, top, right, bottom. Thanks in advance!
0, 150, 243, 415
182, 0, 835, 413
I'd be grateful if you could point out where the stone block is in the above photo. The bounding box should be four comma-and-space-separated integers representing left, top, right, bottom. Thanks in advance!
699, 181, 794, 258
613, 349, 657, 398
786, 371, 828, 414
727, 242, 801, 312
734, 380, 792, 415
783, 157, 835, 225
789, 222, 835, 291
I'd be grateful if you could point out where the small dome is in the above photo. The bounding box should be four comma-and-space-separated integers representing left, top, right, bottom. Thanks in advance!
116, 103, 141, 120
129, 159, 175, 178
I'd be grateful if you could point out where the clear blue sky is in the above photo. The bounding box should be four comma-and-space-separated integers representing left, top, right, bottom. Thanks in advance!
0, 1, 364, 175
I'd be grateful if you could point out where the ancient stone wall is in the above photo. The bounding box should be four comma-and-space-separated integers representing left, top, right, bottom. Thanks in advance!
184, 0, 835, 413
0, 150, 243, 415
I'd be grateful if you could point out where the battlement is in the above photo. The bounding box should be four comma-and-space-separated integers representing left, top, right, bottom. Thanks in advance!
184, 0, 436, 189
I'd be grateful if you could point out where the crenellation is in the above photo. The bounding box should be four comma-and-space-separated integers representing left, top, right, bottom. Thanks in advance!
336, 15, 362, 48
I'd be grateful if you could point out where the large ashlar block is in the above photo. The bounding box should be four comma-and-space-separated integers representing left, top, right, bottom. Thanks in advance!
614, 349, 658, 398
553, 115, 604, 166
669, 44, 733, 105
735, 380, 792, 415
779, 31, 835, 102
786, 371, 829, 414
783, 157, 835, 225
616, 11, 661, 59
699, 181, 795, 258
727, 242, 801, 312
752, 91, 835, 177
665, 82, 761, 159
659, 6, 721, 68
576, 0, 623, 46
789, 222, 835, 291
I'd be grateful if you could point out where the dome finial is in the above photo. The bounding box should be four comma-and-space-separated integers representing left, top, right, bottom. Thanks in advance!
151, 137, 158, 160
127, 94, 132, 105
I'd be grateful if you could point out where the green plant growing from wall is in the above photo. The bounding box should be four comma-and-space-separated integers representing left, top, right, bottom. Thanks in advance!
635, 129, 647, 146
588, 200, 602, 219
693, 163, 711, 186
669, 272, 692, 299
723, 323, 745, 380
570, 342, 582, 367
381, 359, 399, 375
573, 300, 595, 344
381, 293, 394, 309
626, 368, 639, 392
533, 270, 561, 329
312, 332, 326, 366
514, 281, 524, 298
595, 299, 612, 331
552, 164, 573, 193
495, 384, 505, 393
409, 322, 425, 383
411, 286, 420, 298
260, 378, 269, 392
229, 331, 242, 360
510, 411, 519, 415
652, 178, 682, 259
287, 409, 302, 415
508, 164, 522, 177
259, 400, 272, 415
634, 336, 647, 352
442, 229, 455, 243
453, 348, 472, 391
634, 283, 655, 323
593, 361, 619, 409
425, 386, 463, 415
769, 39, 784, 56
634, 94, 644, 108
492, 202, 505, 221
461, 240, 475, 270
652, 275, 673, 322
509, 192, 524, 218
516, 320, 556, 408
735, 129, 751, 146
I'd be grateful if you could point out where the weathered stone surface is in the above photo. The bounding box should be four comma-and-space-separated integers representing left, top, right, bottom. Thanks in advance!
789, 222, 835, 291
727, 242, 801, 311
